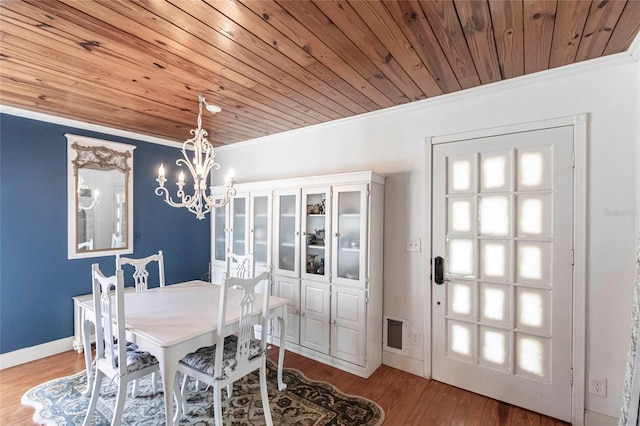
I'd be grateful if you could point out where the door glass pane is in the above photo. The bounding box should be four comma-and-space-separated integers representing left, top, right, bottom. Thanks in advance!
447, 239, 475, 277
447, 281, 474, 320
517, 147, 551, 190
232, 198, 246, 254
516, 334, 550, 382
480, 240, 510, 281
516, 242, 551, 285
479, 283, 510, 326
448, 155, 476, 194
516, 287, 551, 334
447, 320, 474, 362
517, 194, 551, 237
214, 200, 226, 261
337, 191, 360, 280
448, 197, 475, 234
278, 195, 296, 272
481, 152, 511, 191
480, 196, 510, 236
253, 196, 268, 267
479, 326, 510, 371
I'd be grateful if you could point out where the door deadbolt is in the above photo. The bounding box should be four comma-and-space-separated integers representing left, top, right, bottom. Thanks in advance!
434, 256, 445, 285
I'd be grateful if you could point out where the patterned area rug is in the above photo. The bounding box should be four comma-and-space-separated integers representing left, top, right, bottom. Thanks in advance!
22, 360, 384, 425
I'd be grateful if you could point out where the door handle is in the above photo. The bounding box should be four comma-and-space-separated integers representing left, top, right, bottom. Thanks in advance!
434, 256, 446, 285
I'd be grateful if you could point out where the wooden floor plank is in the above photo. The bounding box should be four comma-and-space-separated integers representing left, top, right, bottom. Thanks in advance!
0, 348, 569, 425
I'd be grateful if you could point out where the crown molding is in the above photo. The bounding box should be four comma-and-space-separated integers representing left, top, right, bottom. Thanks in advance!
0, 105, 181, 148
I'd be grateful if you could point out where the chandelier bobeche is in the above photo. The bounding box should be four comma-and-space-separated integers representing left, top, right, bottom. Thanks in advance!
155, 93, 236, 219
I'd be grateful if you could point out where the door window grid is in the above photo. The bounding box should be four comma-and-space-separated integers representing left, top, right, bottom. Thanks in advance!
445, 148, 553, 382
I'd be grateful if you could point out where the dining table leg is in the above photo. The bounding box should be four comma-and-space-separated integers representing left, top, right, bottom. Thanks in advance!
144, 346, 180, 426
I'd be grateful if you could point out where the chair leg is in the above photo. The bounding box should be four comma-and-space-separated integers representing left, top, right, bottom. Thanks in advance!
227, 383, 233, 398
152, 372, 158, 394
82, 369, 104, 426
111, 378, 128, 425
213, 384, 223, 426
259, 360, 273, 426
180, 373, 189, 415
131, 378, 139, 398
174, 371, 185, 420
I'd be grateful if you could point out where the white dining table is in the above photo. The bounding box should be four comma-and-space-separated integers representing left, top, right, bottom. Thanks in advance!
79, 279, 288, 426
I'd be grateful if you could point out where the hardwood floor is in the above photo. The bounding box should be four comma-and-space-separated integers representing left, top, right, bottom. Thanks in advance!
0, 348, 568, 425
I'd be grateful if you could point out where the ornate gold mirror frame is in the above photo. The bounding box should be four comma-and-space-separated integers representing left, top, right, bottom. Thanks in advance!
66, 134, 135, 259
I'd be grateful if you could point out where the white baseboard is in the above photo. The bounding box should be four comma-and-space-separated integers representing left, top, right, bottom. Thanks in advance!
0, 337, 73, 370
382, 350, 425, 377
585, 410, 618, 426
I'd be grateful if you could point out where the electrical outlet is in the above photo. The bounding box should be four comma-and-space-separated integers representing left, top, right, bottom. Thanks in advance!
406, 238, 421, 252
589, 375, 607, 397
410, 329, 420, 345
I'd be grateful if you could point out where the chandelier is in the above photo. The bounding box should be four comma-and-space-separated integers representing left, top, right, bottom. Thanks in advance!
155, 93, 236, 220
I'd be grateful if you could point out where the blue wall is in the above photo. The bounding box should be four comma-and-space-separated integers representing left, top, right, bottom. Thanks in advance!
0, 114, 211, 354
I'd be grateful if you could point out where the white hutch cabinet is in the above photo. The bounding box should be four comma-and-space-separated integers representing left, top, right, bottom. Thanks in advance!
211, 171, 384, 378
211, 185, 273, 282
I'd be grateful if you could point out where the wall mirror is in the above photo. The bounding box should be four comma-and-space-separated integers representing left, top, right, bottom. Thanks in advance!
67, 134, 135, 259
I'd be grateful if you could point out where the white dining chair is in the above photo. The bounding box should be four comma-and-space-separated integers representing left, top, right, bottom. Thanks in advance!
78, 238, 93, 250
82, 264, 160, 426
116, 250, 165, 291
116, 250, 164, 396
174, 271, 273, 426
225, 252, 253, 279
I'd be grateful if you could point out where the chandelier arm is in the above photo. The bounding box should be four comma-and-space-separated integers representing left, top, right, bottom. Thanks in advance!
155, 185, 197, 209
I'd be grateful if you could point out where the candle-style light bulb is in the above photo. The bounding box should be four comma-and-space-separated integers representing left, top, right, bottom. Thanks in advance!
158, 164, 165, 178
179, 171, 185, 185
226, 168, 235, 184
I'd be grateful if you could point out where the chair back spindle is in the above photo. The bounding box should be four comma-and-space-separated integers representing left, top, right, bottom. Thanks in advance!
116, 250, 165, 291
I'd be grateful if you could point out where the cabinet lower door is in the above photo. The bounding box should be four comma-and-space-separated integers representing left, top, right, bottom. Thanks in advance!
331, 285, 366, 366
274, 275, 300, 345
300, 281, 330, 354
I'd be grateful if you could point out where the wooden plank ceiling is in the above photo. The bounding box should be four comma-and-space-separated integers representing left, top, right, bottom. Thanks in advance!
1, 0, 640, 147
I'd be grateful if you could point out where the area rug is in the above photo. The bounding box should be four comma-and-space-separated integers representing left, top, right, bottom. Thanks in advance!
22, 360, 384, 425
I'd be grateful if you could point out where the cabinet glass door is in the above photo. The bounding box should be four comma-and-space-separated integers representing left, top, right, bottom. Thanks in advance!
212, 197, 227, 264
251, 192, 272, 273
231, 195, 248, 255
332, 185, 368, 286
302, 187, 331, 282
274, 189, 300, 277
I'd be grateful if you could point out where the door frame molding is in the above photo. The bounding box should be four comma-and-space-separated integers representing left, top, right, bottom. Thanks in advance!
424, 114, 587, 425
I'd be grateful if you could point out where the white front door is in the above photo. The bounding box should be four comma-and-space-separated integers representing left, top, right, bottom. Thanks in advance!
431, 125, 574, 421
